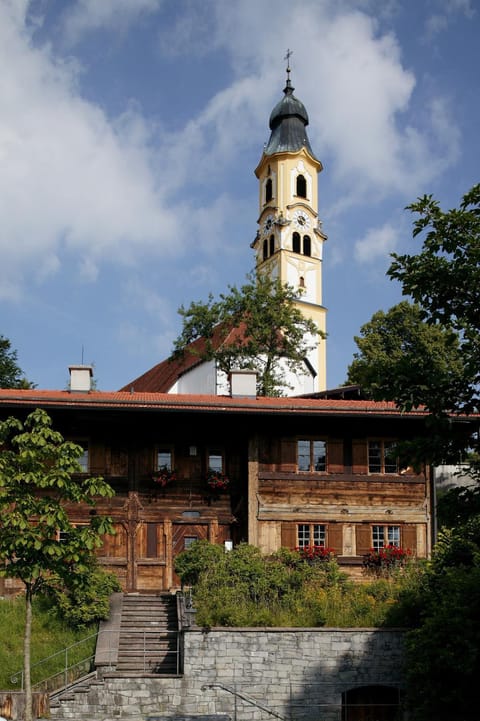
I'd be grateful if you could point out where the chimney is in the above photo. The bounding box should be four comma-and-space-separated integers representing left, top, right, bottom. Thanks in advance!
69, 365, 93, 393
229, 370, 257, 398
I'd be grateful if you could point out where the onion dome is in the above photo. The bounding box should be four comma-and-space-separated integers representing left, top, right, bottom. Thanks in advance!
264, 77, 319, 160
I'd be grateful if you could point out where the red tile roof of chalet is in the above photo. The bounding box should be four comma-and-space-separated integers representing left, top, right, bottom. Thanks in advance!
118, 322, 261, 393
0, 387, 430, 419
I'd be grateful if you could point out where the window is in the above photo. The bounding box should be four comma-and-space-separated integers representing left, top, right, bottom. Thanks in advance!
208, 449, 223, 473
372, 525, 400, 550
296, 174, 307, 198
292, 232, 301, 253
265, 177, 273, 203
298, 439, 326, 472
303, 235, 311, 256
58, 524, 84, 543
77, 443, 88, 472
298, 523, 326, 548
184, 536, 198, 550
269, 234, 275, 256
263, 237, 268, 261
368, 441, 399, 474
157, 448, 173, 471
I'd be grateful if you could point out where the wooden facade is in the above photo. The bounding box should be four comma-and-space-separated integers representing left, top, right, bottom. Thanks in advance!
0, 389, 435, 593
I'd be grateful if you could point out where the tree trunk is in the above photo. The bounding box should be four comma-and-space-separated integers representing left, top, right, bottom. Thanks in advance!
24, 586, 33, 721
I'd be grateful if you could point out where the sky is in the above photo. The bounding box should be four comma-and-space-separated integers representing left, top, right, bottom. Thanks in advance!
1, 0, 479, 392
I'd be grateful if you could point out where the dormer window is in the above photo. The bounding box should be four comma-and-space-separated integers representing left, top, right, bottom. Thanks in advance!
296, 174, 307, 198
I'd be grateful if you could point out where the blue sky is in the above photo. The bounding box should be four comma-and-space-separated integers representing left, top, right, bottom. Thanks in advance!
1, 0, 478, 392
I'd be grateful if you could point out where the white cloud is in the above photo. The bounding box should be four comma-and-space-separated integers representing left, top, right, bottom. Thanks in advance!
424, 0, 475, 39
354, 222, 398, 263
0, 3, 178, 300
0, 0, 463, 303
61, 0, 163, 45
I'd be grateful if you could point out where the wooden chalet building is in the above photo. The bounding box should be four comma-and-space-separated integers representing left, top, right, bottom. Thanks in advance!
0, 72, 441, 595
0, 376, 434, 595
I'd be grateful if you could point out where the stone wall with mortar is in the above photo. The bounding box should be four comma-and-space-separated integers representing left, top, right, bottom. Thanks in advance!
52, 628, 405, 721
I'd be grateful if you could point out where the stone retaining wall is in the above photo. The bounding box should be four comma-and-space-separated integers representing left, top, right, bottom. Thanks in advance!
54, 627, 406, 721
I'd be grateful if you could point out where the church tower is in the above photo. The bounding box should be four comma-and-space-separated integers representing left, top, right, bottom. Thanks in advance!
252, 66, 327, 392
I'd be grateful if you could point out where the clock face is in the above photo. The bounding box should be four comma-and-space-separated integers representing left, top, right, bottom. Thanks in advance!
262, 214, 274, 235
293, 210, 311, 230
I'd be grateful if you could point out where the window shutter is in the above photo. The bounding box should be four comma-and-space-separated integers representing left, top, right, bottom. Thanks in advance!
327, 524, 343, 555
402, 524, 417, 553
352, 439, 368, 474
281, 440, 297, 471
281, 522, 298, 549
89, 442, 105, 474
356, 524, 372, 556
327, 439, 343, 473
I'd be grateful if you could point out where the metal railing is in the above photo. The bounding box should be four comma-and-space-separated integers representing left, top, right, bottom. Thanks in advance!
9, 627, 181, 693
9, 632, 98, 692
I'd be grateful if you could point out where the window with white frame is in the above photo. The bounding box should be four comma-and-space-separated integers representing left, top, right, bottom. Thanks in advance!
298, 523, 326, 548
372, 525, 401, 550
368, 441, 399, 474
297, 439, 327, 472
77, 443, 89, 472
208, 449, 223, 473
157, 448, 173, 471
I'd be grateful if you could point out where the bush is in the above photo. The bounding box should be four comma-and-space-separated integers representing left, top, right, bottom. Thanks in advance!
176, 541, 403, 627
46, 563, 121, 628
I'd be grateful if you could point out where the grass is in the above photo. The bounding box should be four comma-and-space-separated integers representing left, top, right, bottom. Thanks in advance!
0, 596, 97, 691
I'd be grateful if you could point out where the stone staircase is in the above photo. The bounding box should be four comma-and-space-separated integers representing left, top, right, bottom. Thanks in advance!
49, 593, 181, 719
116, 594, 179, 674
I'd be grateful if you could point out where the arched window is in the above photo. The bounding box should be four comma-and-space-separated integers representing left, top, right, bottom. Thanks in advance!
303, 235, 311, 256
262, 238, 268, 261
299, 276, 305, 289
292, 232, 301, 254
269, 234, 275, 256
296, 174, 307, 198
265, 178, 273, 203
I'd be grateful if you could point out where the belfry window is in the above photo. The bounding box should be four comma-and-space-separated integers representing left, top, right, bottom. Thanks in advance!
292, 232, 301, 254
296, 174, 307, 198
303, 235, 311, 256
263, 238, 268, 261
269, 234, 275, 256
265, 178, 273, 203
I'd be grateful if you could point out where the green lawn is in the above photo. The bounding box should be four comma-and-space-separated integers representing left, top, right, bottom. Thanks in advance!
0, 596, 97, 691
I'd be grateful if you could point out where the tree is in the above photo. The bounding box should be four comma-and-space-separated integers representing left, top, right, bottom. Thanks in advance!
171, 272, 322, 396
0, 335, 33, 389
0, 409, 115, 721
347, 301, 465, 414
388, 184, 480, 416
347, 186, 480, 465
389, 518, 480, 721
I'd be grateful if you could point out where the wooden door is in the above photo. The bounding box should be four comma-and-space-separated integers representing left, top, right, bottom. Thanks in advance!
171, 523, 209, 587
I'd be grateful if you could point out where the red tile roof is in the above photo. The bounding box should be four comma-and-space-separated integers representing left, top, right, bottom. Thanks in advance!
118, 322, 255, 393
0, 387, 431, 418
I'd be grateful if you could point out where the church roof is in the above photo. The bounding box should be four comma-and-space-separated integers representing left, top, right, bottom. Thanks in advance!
264, 78, 319, 161
118, 323, 247, 393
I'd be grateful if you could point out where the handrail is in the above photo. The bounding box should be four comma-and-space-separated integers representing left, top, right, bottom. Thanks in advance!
10, 632, 98, 692
201, 682, 289, 721
10, 628, 181, 693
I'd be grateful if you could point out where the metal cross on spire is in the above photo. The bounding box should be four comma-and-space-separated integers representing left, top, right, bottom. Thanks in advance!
284, 48, 293, 77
